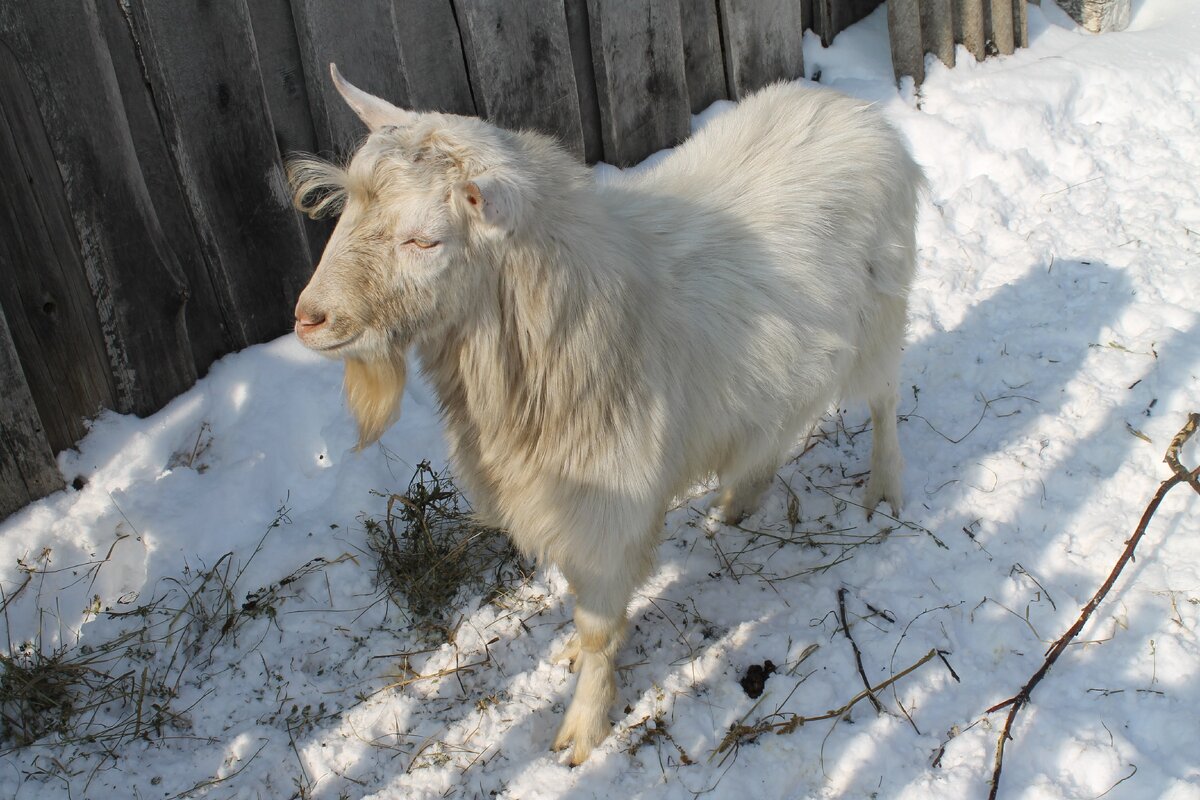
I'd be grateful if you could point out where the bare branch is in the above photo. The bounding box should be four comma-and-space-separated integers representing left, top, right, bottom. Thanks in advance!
986, 412, 1199, 800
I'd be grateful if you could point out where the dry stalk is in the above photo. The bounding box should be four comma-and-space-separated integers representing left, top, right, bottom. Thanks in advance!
985, 412, 1200, 800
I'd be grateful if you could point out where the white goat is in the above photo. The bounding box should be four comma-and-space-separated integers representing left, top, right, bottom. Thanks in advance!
290, 65, 923, 764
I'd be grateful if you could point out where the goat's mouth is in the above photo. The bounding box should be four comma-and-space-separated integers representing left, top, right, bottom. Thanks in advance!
299, 329, 364, 354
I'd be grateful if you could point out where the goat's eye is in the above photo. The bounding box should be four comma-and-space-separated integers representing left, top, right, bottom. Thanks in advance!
405, 238, 440, 250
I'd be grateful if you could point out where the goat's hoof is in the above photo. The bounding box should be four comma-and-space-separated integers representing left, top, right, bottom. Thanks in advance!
863, 478, 903, 520
708, 498, 755, 526
720, 507, 750, 526
552, 719, 609, 767
553, 635, 581, 673
552, 706, 611, 765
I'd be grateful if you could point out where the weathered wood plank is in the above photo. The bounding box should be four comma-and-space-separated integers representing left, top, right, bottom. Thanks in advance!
986, 0, 1015, 55
587, 0, 691, 167
887, 0, 925, 84
814, 0, 885, 46
97, 0, 234, 377
0, 40, 115, 452
564, 0, 604, 162
393, 0, 476, 115
0, 0, 197, 416
248, 0, 320, 157
246, 0, 330, 265
0, 302, 63, 520
678, 0, 727, 113
717, 0, 806, 100
1013, 0, 1029, 47
127, 0, 313, 350
292, 0, 411, 155
453, 0, 585, 157
921, 0, 955, 66
954, 0, 987, 61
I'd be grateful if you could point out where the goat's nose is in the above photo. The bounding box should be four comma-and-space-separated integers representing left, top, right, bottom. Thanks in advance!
294, 303, 327, 332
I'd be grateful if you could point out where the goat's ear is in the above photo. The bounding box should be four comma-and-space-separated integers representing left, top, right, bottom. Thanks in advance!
330, 63, 412, 131
457, 176, 523, 235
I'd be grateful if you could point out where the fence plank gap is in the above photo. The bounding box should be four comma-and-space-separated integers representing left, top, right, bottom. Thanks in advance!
587, 0, 691, 167
921, 0, 956, 67
814, 0, 883, 47
888, 0, 926, 84
292, 0, 411, 156
718, 0, 806, 100
1013, 0, 1029, 48
954, 0, 987, 61
453, 0, 585, 158
679, 0, 728, 114
393, 0, 476, 116
564, 0, 606, 163
986, 0, 1016, 55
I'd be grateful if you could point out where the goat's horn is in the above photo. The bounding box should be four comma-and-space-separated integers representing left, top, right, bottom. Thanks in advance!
329, 63, 414, 132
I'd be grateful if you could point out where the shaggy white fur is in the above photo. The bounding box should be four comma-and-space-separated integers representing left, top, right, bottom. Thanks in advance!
290, 64, 923, 765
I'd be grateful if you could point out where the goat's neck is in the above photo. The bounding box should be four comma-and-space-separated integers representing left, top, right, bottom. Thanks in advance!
418, 188, 655, 446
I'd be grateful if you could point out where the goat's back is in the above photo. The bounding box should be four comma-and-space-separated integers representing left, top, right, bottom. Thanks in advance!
622, 82, 921, 293
584, 84, 921, 487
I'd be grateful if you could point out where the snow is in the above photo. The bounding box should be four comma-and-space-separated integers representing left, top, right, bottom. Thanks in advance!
2, 1, 1199, 797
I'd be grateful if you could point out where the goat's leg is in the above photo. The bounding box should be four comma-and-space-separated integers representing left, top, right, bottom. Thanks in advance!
552, 604, 626, 764
714, 463, 777, 524
552, 550, 649, 764
713, 443, 783, 524
864, 389, 904, 517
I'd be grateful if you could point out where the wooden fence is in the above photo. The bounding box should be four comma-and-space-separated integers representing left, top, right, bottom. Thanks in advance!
888, 0, 1031, 84
0, 0, 1032, 519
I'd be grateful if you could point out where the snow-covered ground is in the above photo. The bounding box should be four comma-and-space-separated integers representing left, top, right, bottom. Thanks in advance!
2, 2, 1198, 797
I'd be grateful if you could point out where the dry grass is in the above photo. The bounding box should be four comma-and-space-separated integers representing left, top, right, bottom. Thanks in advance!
0, 631, 187, 755
364, 461, 530, 637
0, 645, 118, 747
0, 500, 344, 758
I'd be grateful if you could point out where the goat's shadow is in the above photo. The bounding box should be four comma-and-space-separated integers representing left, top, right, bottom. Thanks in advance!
812, 254, 1196, 799
503, 254, 1198, 799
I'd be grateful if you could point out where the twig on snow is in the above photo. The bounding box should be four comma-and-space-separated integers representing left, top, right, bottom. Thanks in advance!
837, 588, 883, 714
984, 413, 1200, 800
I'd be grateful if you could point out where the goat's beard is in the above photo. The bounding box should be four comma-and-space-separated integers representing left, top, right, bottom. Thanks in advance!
343, 348, 407, 449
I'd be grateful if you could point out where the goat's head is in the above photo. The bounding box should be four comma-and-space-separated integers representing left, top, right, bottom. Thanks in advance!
288, 65, 528, 447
